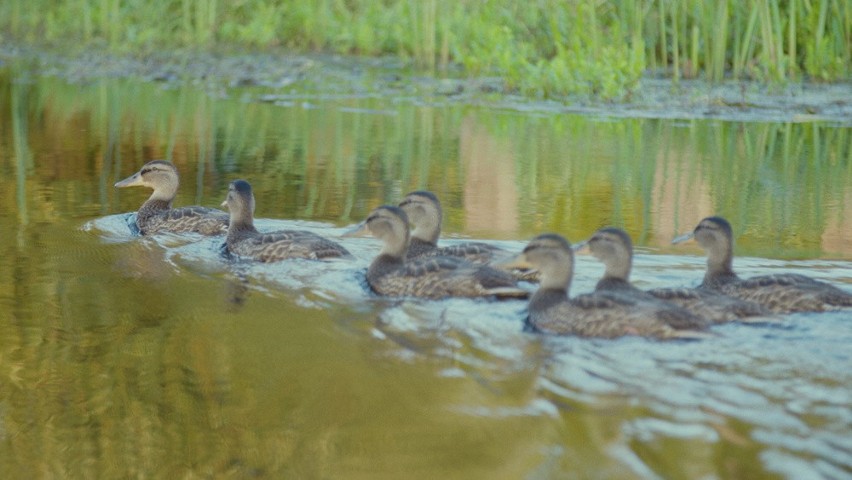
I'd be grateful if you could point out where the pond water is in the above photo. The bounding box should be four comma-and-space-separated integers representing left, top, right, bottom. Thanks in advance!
0, 60, 850, 479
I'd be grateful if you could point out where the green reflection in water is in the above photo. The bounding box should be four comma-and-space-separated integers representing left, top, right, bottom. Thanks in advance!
2, 67, 849, 258
0, 64, 846, 478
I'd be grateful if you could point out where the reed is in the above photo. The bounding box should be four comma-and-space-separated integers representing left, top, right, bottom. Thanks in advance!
1, 0, 848, 97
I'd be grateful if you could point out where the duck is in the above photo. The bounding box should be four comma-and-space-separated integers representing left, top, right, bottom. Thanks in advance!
221, 179, 350, 261
114, 160, 229, 235
398, 191, 500, 261
578, 227, 772, 323
398, 190, 537, 280
502, 233, 709, 339
673, 216, 852, 313
346, 205, 528, 299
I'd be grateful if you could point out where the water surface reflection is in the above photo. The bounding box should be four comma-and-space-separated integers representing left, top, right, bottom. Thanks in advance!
0, 64, 850, 479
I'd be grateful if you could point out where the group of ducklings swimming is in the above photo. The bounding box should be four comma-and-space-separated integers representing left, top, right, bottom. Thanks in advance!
116, 160, 852, 340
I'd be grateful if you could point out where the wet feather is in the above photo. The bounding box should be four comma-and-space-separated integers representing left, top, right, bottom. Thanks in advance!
222, 180, 350, 262
677, 216, 852, 313
359, 205, 527, 299
509, 234, 709, 339
114, 160, 228, 235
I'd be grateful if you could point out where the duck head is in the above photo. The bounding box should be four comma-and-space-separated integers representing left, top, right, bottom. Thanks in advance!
503, 234, 574, 291
115, 160, 180, 203
221, 179, 256, 228
579, 227, 633, 281
346, 206, 410, 258
673, 216, 734, 274
398, 191, 442, 244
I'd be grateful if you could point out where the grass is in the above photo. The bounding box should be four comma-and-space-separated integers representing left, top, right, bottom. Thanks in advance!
1, 0, 849, 99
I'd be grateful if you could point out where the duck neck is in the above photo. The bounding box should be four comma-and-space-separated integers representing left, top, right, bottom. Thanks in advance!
601, 252, 631, 284
537, 260, 573, 294
408, 237, 437, 257
595, 277, 635, 292
368, 254, 404, 279
410, 217, 440, 244
530, 287, 568, 313
379, 231, 409, 259
227, 210, 258, 241
704, 243, 738, 286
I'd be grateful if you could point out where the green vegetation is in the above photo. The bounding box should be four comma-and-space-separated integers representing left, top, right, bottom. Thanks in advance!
5, 70, 849, 257
2, 1, 850, 98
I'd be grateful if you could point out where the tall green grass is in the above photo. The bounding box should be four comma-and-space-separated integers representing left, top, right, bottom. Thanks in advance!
1, 0, 849, 97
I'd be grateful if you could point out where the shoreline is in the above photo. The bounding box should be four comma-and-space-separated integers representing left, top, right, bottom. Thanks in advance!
2, 43, 850, 125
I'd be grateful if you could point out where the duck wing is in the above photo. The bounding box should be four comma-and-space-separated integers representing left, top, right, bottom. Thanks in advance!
721, 274, 852, 313
595, 290, 708, 330
530, 293, 706, 339
648, 287, 772, 323
147, 206, 229, 235
434, 242, 501, 263
241, 230, 350, 260
377, 256, 525, 299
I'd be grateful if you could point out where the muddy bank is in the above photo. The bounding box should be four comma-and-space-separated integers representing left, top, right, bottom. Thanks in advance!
2, 43, 850, 124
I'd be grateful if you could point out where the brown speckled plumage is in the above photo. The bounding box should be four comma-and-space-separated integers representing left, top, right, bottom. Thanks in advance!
356, 205, 527, 299
399, 191, 537, 281
584, 227, 772, 324
675, 216, 852, 313
506, 234, 708, 339
222, 180, 350, 262
115, 160, 228, 235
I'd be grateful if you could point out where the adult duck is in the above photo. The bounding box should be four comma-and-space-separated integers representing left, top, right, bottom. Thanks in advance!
114, 160, 228, 235
503, 233, 708, 339
578, 227, 772, 323
398, 190, 536, 280
348, 205, 527, 299
221, 179, 350, 261
673, 216, 852, 313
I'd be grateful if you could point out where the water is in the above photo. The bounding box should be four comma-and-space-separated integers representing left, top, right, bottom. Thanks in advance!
1, 60, 851, 479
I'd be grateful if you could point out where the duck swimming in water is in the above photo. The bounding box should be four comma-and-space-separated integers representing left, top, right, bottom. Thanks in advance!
673, 216, 852, 313
579, 227, 772, 323
347, 205, 527, 299
221, 180, 350, 262
398, 191, 536, 280
114, 160, 229, 235
503, 233, 708, 339
398, 191, 502, 262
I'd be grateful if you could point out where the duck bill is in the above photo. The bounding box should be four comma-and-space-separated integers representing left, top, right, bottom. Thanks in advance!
114, 172, 144, 188
671, 231, 695, 244
220, 199, 228, 208
341, 221, 370, 238
571, 240, 589, 252
495, 252, 535, 271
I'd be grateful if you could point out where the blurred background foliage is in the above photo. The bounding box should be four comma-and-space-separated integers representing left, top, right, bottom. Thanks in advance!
1, 0, 849, 99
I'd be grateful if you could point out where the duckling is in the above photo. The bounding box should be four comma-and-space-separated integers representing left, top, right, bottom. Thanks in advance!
115, 160, 228, 235
579, 227, 772, 323
503, 234, 708, 339
398, 190, 536, 280
348, 205, 527, 299
221, 180, 350, 261
399, 191, 503, 261
673, 216, 852, 313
